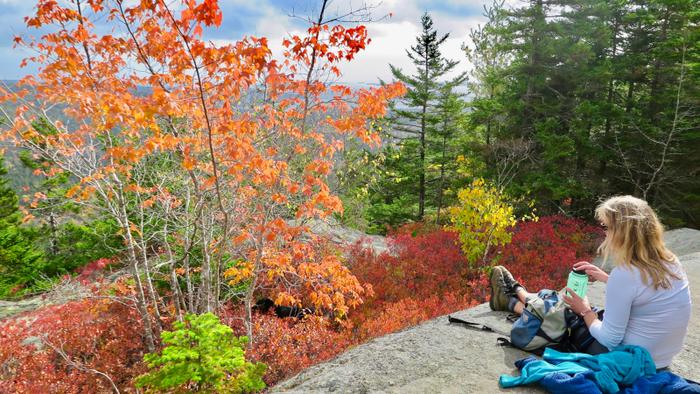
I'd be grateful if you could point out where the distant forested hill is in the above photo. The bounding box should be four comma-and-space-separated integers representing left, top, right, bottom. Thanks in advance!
0, 80, 51, 192
0, 79, 381, 195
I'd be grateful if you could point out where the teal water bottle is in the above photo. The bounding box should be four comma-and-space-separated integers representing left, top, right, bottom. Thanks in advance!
567, 269, 589, 298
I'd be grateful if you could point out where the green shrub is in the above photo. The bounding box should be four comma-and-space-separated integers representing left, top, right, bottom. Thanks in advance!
43, 220, 121, 275
0, 155, 45, 298
136, 313, 266, 393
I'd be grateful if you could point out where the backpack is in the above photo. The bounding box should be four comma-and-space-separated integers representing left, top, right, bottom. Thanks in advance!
448, 288, 599, 356
509, 289, 598, 355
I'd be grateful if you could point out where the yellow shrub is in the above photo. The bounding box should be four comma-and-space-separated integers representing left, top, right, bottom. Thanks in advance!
448, 179, 517, 267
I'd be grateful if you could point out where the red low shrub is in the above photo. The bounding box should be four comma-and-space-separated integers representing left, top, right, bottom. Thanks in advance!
353, 293, 479, 341
347, 224, 468, 308
0, 216, 602, 391
344, 216, 603, 347
345, 223, 482, 343
490, 215, 604, 292
75, 258, 116, 285
222, 304, 350, 386
0, 298, 148, 393
249, 316, 351, 385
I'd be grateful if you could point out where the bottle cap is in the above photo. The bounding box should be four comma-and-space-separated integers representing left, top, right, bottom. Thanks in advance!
573, 268, 587, 275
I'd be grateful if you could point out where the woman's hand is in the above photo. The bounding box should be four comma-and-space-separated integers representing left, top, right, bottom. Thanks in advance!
573, 261, 609, 283
563, 287, 592, 316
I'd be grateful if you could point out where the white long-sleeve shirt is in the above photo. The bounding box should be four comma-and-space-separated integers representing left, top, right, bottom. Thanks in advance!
589, 260, 692, 368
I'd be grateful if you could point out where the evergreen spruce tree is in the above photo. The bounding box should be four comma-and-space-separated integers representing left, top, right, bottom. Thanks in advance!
0, 156, 19, 223
378, 12, 467, 223
463, 0, 699, 226
432, 85, 467, 223
465, 0, 511, 152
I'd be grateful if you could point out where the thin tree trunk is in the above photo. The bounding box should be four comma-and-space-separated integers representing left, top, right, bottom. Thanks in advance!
485, 85, 495, 174
436, 119, 449, 223
48, 209, 58, 256
137, 231, 162, 332
418, 50, 429, 220
642, 42, 687, 201
122, 223, 156, 352
199, 214, 213, 313
625, 82, 635, 114
183, 245, 195, 313
419, 104, 426, 220
163, 227, 184, 321
300, 0, 328, 133
522, 0, 544, 138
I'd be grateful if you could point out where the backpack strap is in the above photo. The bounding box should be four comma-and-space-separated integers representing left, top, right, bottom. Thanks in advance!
496, 337, 513, 347
535, 327, 558, 344
447, 315, 510, 337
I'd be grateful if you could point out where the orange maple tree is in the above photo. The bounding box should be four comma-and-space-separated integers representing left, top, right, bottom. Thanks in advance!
1, 0, 405, 348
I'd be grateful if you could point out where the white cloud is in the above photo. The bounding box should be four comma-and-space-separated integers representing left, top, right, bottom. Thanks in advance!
0, 0, 493, 83
203, 0, 492, 84
245, 0, 491, 85
333, 3, 489, 84
340, 21, 421, 84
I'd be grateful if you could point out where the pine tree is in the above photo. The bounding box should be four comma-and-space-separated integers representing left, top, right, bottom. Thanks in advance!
432, 85, 467, 223
382, 12, 467, 221
465, 0, 511, 151
463, 0, 699, 226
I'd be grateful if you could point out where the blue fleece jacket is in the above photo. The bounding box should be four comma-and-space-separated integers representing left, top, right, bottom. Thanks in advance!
506, 356, 601, 393
499, 357, 591, 389
507, 357, 700, 394
544, 345, 657, 392
500, 345, 656, 393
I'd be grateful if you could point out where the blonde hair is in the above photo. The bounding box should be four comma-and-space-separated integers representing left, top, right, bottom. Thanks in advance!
595, 195, 680, 289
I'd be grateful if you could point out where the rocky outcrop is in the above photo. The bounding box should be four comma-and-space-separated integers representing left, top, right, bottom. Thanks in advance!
0, 280, 91, 320
291, 218, 389, 254
0, 298, 53, 320
273, 228, 700, 393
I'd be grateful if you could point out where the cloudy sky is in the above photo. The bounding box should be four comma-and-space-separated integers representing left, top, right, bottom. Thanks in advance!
0, 0, 493, 84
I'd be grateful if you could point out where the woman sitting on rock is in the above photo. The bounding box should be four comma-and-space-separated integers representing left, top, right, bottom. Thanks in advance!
489, 195, 692, 369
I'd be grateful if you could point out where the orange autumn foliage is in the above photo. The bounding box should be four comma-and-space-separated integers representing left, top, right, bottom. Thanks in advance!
1, 0, 406, 347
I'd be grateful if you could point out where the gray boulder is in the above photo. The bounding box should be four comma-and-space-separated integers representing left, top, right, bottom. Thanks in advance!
290, 218, 389, 255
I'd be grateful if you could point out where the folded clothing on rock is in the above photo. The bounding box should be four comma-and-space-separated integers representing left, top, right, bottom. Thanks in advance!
543, 345, 656, 392
500, 345, 655, 392
504, 356, 700, 394
502, 356, 600, 394
500, 345, 700, 393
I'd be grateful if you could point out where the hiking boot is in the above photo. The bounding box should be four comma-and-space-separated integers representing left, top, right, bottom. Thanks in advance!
498, 266, 526, 297
489, 266, 510, 311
